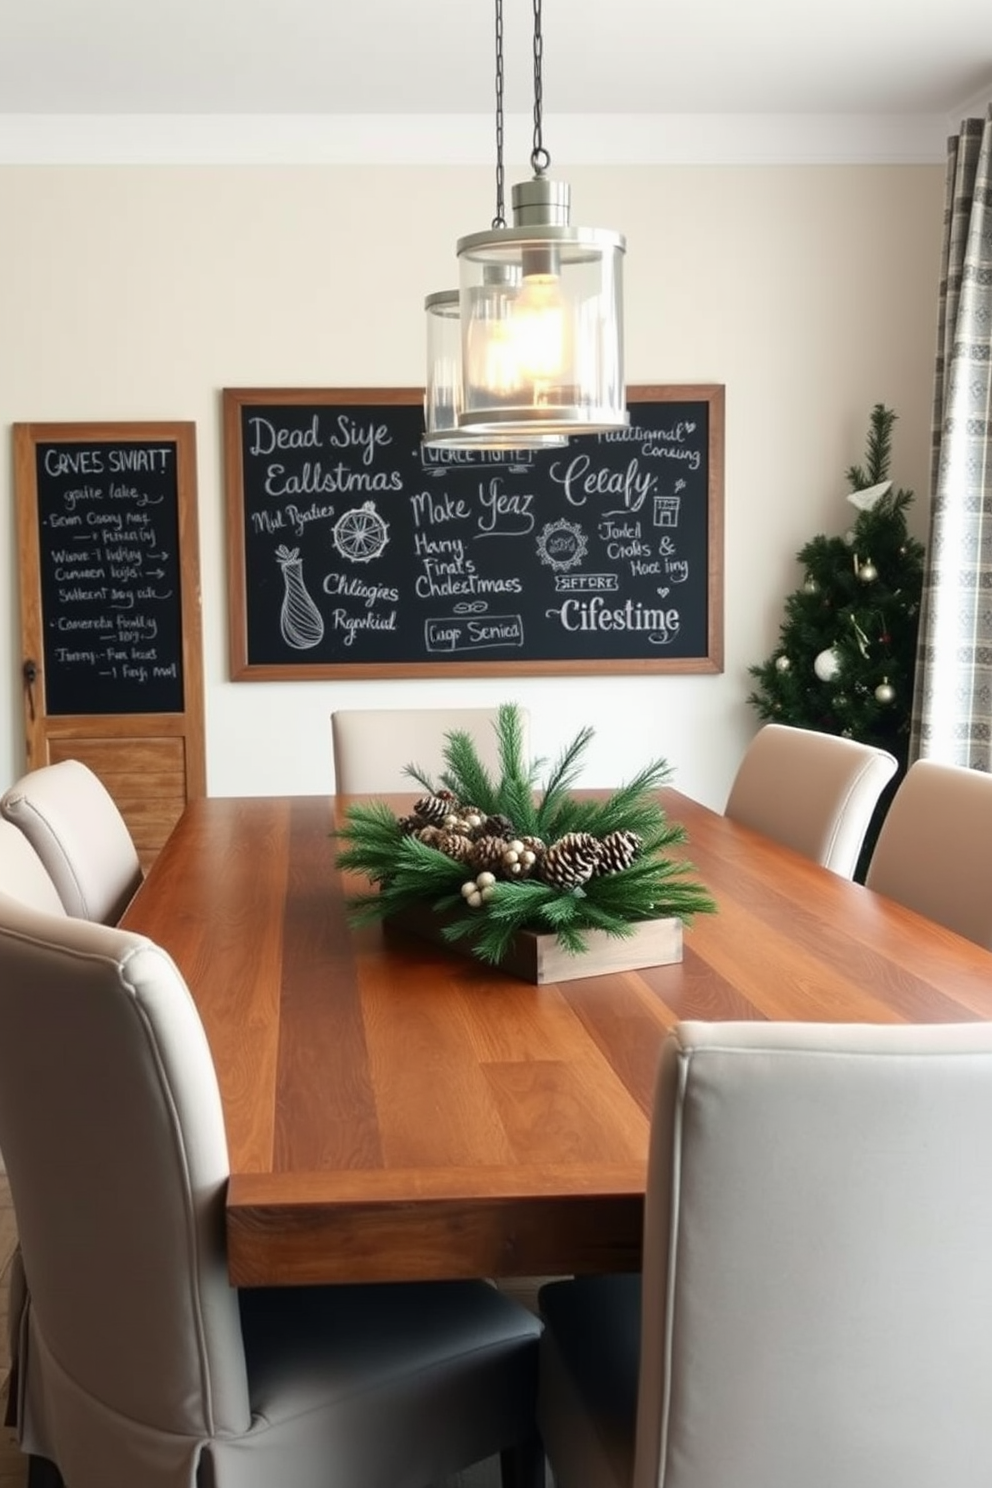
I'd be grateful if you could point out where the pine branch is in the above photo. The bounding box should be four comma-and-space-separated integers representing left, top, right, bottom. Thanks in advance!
439, 730, 497, 811
546, 761, 675, 839
533, 726, 596, 836
403, 762, 437, 792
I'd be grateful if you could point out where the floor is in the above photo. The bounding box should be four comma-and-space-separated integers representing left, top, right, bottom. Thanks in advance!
0, 1171, 549, 1488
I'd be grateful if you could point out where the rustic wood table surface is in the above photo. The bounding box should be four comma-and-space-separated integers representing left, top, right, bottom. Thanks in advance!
120, 789, 992, 1287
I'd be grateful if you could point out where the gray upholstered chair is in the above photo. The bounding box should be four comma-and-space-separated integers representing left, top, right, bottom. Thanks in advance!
1, 759, 142, 924
0, 819, 65, 917
0, 893, 543, 1488
537, 1019, 992, 1488
331, 706, 529, 794
723, 723, 897, 878
865, 758, 992, 948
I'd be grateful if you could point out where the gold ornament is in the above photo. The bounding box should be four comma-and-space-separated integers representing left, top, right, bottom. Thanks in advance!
874, 679, 896, 704
775, 654, 791, 672
858, 560, 878, 582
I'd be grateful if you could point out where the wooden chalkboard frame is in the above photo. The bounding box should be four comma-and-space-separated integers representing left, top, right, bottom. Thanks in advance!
223, 385, 724, 680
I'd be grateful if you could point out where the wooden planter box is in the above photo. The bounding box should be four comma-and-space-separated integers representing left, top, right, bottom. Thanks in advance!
384, 906, 682, 985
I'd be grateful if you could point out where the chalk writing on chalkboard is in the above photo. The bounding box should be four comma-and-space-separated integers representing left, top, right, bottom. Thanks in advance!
224, 386, 724, 680
35, 440, 185, 714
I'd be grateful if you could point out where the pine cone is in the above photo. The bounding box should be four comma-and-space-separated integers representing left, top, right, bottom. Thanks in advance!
472, 834, 510, 874
414, 824, 445, 848
396, 814, 420, 835
481, 813, 516, 840
435, 830, 475, 864
539, 832, 600, 889
596, 830, 643, 874
414, 792, 455, 825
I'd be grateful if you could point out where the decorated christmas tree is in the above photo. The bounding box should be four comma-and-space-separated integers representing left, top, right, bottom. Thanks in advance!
747, 405, 925, 871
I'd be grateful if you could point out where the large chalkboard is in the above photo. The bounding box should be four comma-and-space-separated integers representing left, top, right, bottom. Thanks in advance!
14, 424, 198, 716
224, 386, 724, 679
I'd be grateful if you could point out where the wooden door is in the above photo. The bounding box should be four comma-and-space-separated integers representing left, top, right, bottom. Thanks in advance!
12, 422, 206, 871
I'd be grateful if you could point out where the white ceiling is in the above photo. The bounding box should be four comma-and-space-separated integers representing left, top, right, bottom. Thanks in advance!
1, 0, 989, 118
0, 0, 988, 166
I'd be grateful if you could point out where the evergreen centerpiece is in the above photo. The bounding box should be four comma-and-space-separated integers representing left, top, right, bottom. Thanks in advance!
335, 703, 716, 972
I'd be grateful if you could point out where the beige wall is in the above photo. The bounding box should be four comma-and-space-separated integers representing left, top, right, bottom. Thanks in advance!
0, 161, 943, 807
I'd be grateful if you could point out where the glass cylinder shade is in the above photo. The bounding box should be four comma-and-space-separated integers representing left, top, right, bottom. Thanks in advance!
457, 213, 628, 437
423, 289, 567, 451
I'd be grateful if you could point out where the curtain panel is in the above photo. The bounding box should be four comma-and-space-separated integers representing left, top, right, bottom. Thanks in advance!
912, 106, 992, 767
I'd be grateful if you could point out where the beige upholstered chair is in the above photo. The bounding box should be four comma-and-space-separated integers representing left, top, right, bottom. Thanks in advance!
537, 1019, 992, 1488
1, 759, 142, 924
865, 758, 992, 948
724, 723, 897, 878
0, 892, 543, 1488
331, 706, 529, 794
0, 819, 65, 917
0, 823, 64, 1174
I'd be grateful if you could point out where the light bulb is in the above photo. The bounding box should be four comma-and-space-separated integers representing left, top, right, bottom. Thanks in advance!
467, 315, 520, 396
510, 272, 567, 385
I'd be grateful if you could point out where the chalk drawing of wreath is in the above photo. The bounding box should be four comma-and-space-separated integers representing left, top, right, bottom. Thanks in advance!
332, 501, 390, 563
536, 519, 588, 573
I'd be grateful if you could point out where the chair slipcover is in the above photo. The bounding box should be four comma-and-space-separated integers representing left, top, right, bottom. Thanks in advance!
331, 707, 528, 794
0, 893, 542, 1488
724, 722, 897, 878
1, 759, 142, 924
865, 757, 992, 948
0, 819, 65, 917
538, 1019, 992, 1488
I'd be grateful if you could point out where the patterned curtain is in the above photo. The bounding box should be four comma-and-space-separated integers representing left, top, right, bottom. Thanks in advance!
911, 105, 992, 767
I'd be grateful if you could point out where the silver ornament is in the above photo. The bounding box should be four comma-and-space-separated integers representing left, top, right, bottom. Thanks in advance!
814, 647, 841, 682
874, 679, 896, 704
803, 576, 819, 595
775, 654, 791, 672
858, 560, 878, 582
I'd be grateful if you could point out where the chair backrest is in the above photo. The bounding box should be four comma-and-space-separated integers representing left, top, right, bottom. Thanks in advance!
0, 892, 250, 1464
636, 1019, 992, 1488
331, 706, 528, 793
0, 818, 66, 916
1, 759, 142, 923
865, 758, 992, 948
723, 723, 897, 878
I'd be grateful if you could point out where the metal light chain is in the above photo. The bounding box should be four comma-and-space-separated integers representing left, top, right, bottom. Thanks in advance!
530, 0, 550, 175
492, 0, 506, 228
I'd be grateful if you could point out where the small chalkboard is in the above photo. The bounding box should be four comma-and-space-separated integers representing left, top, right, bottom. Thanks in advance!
224, 386, 724, 679
16, 425, 194, 716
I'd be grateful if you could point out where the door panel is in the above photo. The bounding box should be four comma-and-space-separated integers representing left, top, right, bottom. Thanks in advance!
13, 422, 206, 868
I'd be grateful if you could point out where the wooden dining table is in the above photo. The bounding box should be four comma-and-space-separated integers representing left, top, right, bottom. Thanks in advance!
121, 788, 992, 1288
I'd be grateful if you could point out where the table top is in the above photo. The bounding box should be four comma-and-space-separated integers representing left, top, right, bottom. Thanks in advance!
121, 789, 992, 1286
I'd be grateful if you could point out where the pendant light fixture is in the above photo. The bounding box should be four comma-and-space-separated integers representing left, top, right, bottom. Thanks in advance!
456, 0, 629, 439
423, 289, 567, 449
422, 0, 567, 452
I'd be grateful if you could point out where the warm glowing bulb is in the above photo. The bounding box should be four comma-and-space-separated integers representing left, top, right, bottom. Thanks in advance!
510, 274, 567, 383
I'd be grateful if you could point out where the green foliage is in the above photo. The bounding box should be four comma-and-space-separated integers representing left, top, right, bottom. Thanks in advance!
747, 404, 925, 766
335, 705, 716, 968
404, 701, 542, 821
